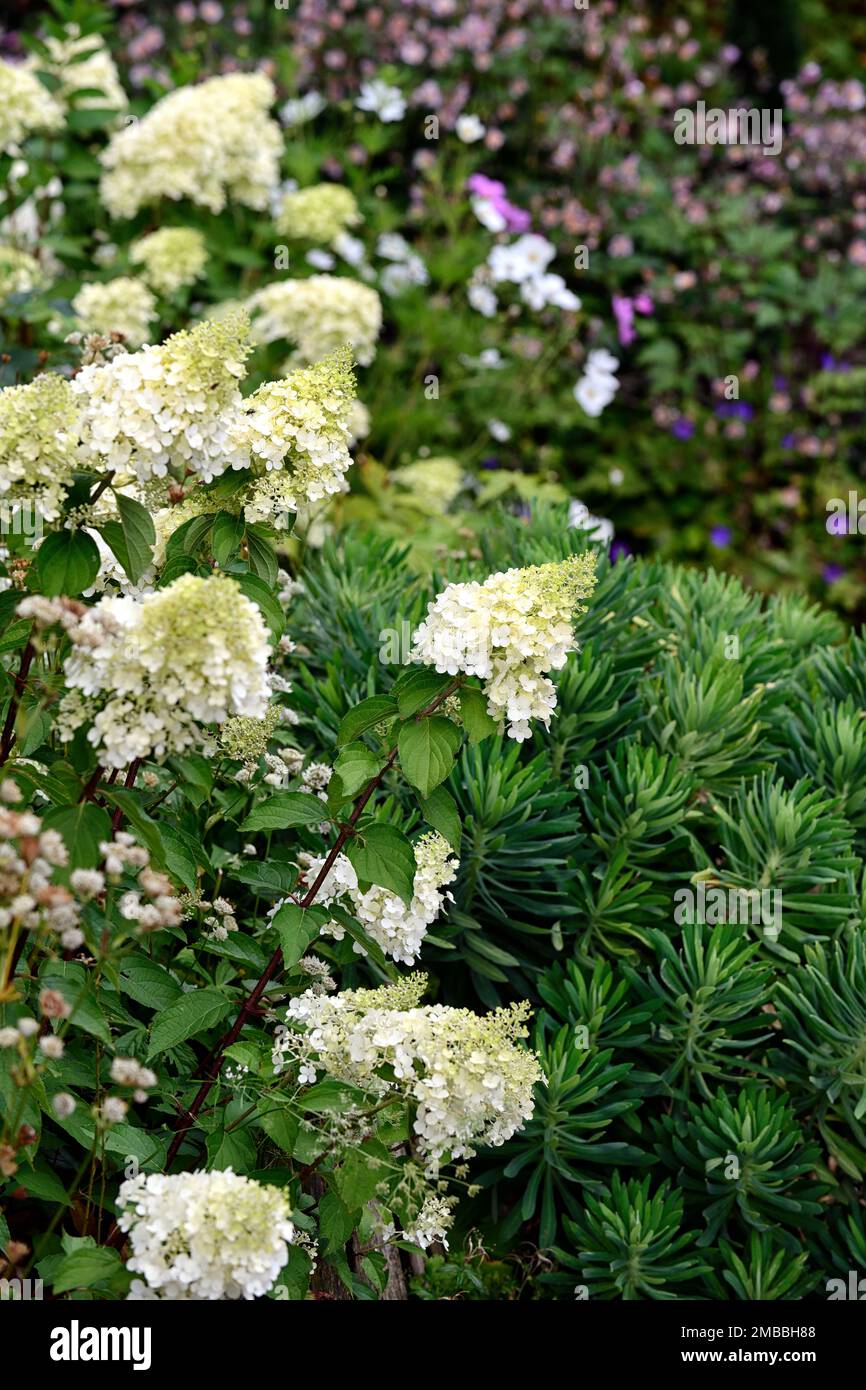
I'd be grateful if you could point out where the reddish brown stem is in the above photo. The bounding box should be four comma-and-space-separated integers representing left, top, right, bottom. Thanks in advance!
111, 759, 141, 831
0, 637, 35, 766
78, 764, 106, 804
164, 678, 461, 1169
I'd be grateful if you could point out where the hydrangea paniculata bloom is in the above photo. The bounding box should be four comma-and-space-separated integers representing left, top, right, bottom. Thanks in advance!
119, 1169, 294, 1300
246, 276, 382, 367
276, 974, 542, 1162
58, 573, 271, 767
351, 830, 457, 965
276, 184, 362, 244
0, 60, 63, 154
0, 373, 79, 523
71, 277, 157, 348
71, 312, 251, 484
297, 830, 457, 965
99, 73, 282, 218
412, 551, 597, 740
130, 227, 208, 296
227, 346, 356, 526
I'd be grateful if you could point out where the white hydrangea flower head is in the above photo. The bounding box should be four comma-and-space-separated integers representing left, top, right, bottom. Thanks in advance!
281, 974, 542, 1163
412, 551, 597, 740
71, 311, 252, 484
352, 831, 458, 966
0, 373, 79, 523
0, 245, 45, 301
227, 346, 357, 527
130, 227, 208, 296
71, 277, 158, 348
58, 573, 271, 767
0, 60, 63, 155
246, 276, 382, 367
37, 26, 127, 113
276, 184, 362, 244
119, 1169, 294, 1300
99, 73, 282, 218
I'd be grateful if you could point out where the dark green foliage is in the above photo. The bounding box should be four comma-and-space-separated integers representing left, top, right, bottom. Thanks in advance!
548, 1174, 710, 1300
295, 506, 866, 1295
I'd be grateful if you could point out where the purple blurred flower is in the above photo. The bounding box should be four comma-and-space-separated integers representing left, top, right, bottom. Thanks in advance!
710, 526, 732, 548
714, 401, 754, 420
671, 418, 695, 440
610, 540, 631, 563
612, 294, 635, 346
466, 173, 530, 233
823, 564, 846, 583
821, 352, 851, 373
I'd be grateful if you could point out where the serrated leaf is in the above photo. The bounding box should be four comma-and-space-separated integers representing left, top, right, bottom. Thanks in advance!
147, 988, 231, 1060
318, 1191, 353, 1253
241, 791, 329, 833
395, 669, 454, 716
419, 784, 461, 852
257, 1103, 299, 1154
331, 742, 381, 801
41, 802, 111, 870
119, 957, 182, 1012
271, 902, 327, 969
398, 716, 461, 798
116, 493, 156, 583
237, 572, 284, 642
100, 788, 166, 868
34, 530, 100, 597
51, 1246, 123, 1293
345, 822, 416, 903
206, 1123, 256, 1172
458, 684, 499, 743
246, 528, 279, 586
337, 695, 398, 746
211, 511, 246, 567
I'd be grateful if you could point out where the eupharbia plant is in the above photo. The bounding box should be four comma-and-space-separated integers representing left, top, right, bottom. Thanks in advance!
0, 317, 597, 1300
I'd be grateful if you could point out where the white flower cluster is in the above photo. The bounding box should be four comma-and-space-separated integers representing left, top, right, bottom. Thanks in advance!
57, 573, 271, 767
276, 183, 361, 244
0, 60, 63, 155
71, 277, 157, 348
130, 227, 208, 296
402, 1192, 457, 1250
278, 974, 542, 1162
356, 80, 406, 123
294, 830, 457, 965
119, 1169, 295, 1300
573, 348, 621, 418
0, 245, 45, 301
353, 832, 458, 966
484, 234, 580, 314
199, 896, 239, 942
99, 73, 282, 218
0, 373, 79, 523
227, 347, 356, 526
247, 276, 382, 367
71, 312, 251, 484
412, 551, 597, 740
38, 26, 127, 113
376, 233, 429, 297
568, 498, 615, 546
